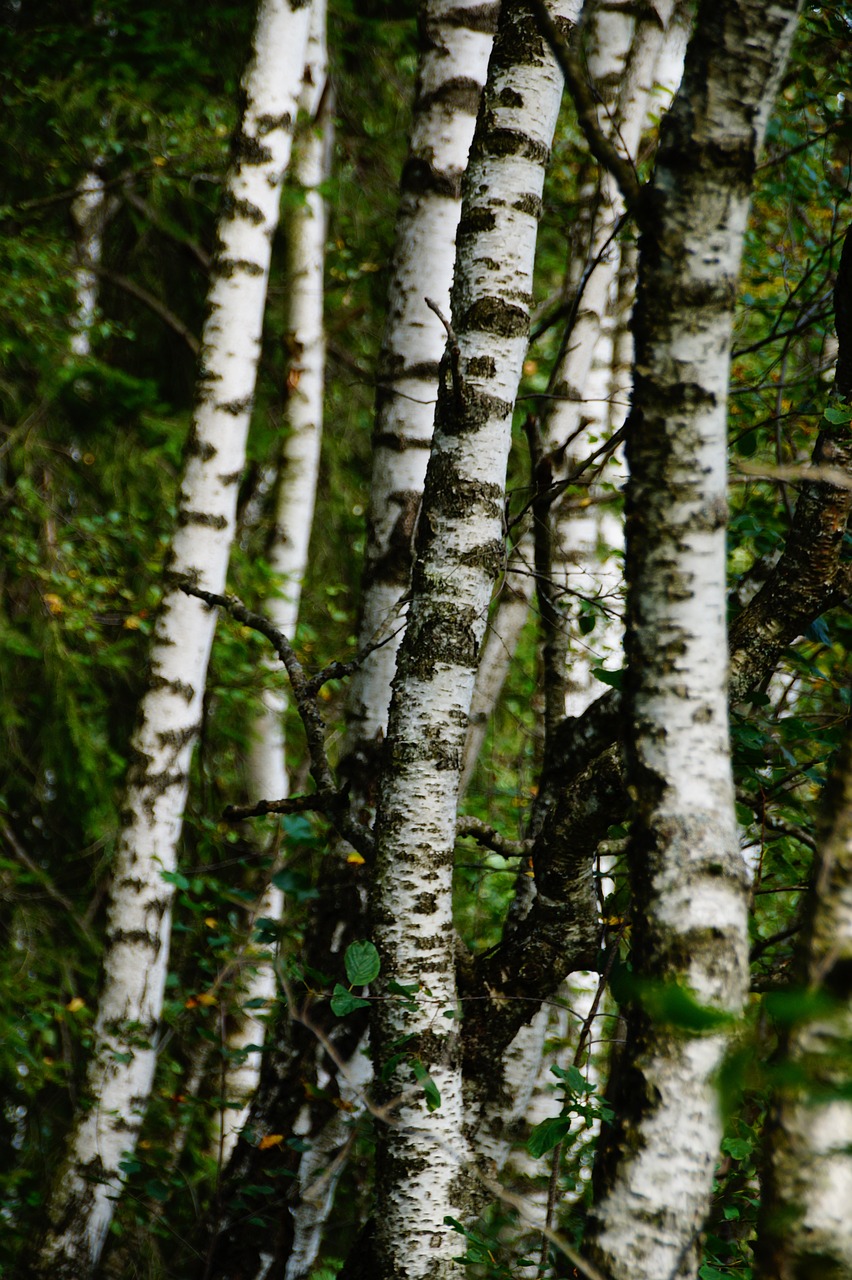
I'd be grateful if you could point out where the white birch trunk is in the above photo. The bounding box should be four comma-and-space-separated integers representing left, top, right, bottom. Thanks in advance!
370, 7, 573, 1277
70, 169, 109, 358
217, 0, 329, 1162
586, 3, 801, 1277
756, 734, 852, 1277
33, 3, 313, 1273
342, 0, 497, 779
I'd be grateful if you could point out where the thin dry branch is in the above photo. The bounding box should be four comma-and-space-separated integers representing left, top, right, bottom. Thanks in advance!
180, 584, 374, 857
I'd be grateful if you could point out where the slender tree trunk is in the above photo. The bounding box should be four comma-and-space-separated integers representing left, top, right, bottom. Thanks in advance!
369, 6, 573, 1278
218, 0, 330, 1162
342, 0, 498, 792
197, 6, 496, 1276
33, 3, 313, 1274
70, 169, 111, 358
586, 3, 801, 1278
754, 222, 852, 1280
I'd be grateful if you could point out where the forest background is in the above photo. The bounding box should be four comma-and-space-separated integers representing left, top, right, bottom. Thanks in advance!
1, 2, 851, 1279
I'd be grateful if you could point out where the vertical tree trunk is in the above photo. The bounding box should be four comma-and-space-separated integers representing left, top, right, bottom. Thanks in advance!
195, 6, 496, 1276
586, 3, 801, 1278
218, 0, 330, 1162
369, 6, 573, 1278
342, 0, 499, 792
755, 223, 852, 1280
33, 2, 313, 1274
70, 169, 110, 358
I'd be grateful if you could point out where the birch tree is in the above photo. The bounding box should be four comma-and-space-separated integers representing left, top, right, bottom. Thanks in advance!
218, 0, 330, 1160
32, 2, 313, 1272
4, 4, 852, 1278
366, 5, 574, 1276
584, 2, 802, 1276
755, 220, 852, 1280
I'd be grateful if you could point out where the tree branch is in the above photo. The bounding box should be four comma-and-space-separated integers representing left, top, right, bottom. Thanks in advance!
180, 584, 374, 857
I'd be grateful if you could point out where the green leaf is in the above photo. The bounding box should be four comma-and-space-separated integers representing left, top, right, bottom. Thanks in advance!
411, 1059, 441, 1111
822, 401, 852, 425
344, 939, 380, 986
330, 984, 370, 1017
527, 1114, 573, 1158
721, 1137, 752, 1161
592, 666, 623, 690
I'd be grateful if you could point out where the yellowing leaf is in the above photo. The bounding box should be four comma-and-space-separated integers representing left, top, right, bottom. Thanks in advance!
258, 1133, 285, 1150
123, 616, 142, 630
66, 997, 85, 1013
204, 917, 217, 928
44, 594, 63, 615
347, 852, 365, 865
196, 991, 217, 1006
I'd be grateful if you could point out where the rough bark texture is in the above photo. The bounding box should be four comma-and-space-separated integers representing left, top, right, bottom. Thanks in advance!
342, 0, 499, 795
32, 2, 313, 1274
585, 2, 801, 1278
197, 7, 495, 1275
368, 5, 572, 1278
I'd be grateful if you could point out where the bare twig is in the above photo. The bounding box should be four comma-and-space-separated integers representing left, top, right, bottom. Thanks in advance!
180, 584, 374, 857
455, 816, 533, 858
1, 816, 99, 949
95, 266, 201, 356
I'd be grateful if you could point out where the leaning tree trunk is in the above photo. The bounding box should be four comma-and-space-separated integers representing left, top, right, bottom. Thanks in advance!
367, 5, 573, 1278
754, 221, 852, 1280
585, 2, 801, 1278
217, 0, 330, 1163
33, 2, 313, 1274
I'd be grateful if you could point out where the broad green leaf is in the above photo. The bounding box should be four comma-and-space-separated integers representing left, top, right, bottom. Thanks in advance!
527, 1114, 573, 1158
330, 984, 370, 1017
344, 939, 380, 986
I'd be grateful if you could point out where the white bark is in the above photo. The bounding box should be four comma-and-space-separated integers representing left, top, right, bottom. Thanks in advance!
586, 3, 801, 1277
460, 530, 536, 793
34, 3, 313, 1273
370, 6, 574, 1277
343, 0, 497, 773
70, 170, 109, 358
757, 747, 852, 1270
218, 0, 329, 1162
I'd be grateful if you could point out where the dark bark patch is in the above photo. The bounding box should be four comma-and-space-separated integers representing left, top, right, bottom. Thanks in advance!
419, 76, 483, 117
232, 132, 274, 166
185, 428, 217, 463
177, 509, 228, 530
461, 296, 528, 338
400, 156, 465, 199
442, 1, 499, 33
512, 192, 542, 219
474, 126, 549, 165
457, 206, 497, 239
466, 355, 496, 378
216, 257, 264, 279
218, 395, 253, 415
